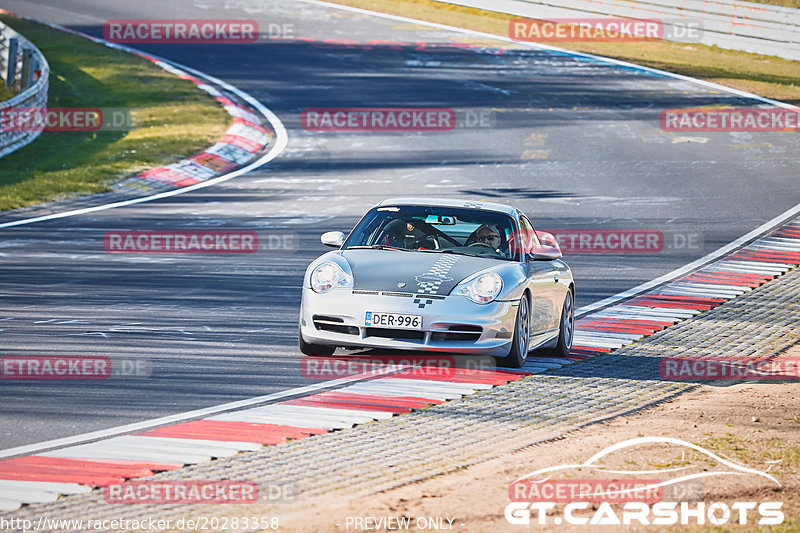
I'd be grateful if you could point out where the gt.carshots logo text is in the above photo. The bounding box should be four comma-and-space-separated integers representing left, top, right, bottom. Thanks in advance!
104, 231, 258, 254
301, 107, 456, 131
505, 437, 784, 527
104, 19, 258, 43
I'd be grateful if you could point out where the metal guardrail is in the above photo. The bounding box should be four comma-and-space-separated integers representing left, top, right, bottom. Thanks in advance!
0, 20, 49, 159
434, 0, 800, 61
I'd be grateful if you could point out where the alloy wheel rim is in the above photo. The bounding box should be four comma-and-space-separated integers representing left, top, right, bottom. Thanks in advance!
519, 296, 529, 358
564, 292, 574, 348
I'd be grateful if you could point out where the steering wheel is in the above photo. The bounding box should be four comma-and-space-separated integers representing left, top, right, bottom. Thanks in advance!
468, 242, 495, 249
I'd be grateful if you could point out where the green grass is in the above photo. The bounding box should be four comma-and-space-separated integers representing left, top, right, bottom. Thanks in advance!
327, 0, 800, 106
0, 15, 230, 211
0, 85, 15, 100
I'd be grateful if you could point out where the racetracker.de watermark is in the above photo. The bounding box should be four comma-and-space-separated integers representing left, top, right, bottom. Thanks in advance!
543, 229, 702, 254
104, 481, 264, 504
301, 107, 456, 131
1, 356, 151, 379
661, 107, 800, 132
0, 107, 134, 132
660, 356, 800, 381
509, 479, 664, 504
104, 19, 259, 43
509, 18, 702, 42
300, 354, 496, 380
104, 230, 266, 254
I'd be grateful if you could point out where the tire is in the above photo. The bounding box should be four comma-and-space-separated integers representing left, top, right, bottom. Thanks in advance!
549, 289, 574, 358
298, 325, 335, 356
500, 294, 530, 368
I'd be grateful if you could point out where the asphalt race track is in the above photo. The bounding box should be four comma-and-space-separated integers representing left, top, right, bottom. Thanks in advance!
1, 0, 799, 451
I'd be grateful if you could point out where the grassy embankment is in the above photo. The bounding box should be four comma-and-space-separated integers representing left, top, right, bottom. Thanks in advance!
0, 15, 230, 211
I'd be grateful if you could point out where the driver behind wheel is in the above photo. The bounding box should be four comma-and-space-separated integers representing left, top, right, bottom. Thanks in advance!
468, 224, 507, 256
476, 225, 501, 246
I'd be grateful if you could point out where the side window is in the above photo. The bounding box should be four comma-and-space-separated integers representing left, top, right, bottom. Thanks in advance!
518, 214, 539, 255
520, 215, 540, 246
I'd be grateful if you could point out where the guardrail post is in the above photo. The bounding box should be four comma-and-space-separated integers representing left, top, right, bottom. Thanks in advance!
20, 46, 33, 91
5, 37, 18, 90
0, 21, 51, 158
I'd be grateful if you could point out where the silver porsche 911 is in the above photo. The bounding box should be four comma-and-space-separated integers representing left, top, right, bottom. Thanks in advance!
298, 198, 574, 367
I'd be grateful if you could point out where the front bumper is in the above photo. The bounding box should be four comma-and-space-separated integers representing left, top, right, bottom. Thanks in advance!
299, 288, 518, 357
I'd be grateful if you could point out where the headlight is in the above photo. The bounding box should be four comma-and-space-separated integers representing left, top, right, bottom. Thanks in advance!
310, 262, 353, 293
454, 272, 503, 304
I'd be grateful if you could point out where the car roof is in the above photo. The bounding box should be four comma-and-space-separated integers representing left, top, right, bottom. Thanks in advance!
375, 197, 518, 216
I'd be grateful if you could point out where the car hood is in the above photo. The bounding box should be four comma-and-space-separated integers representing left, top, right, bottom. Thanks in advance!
342, 249, 503, 296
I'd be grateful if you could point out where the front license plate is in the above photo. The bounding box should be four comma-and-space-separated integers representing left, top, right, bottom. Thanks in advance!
365, 311, 422, 330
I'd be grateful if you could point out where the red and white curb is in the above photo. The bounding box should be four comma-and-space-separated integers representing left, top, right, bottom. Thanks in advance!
0, 13, 288, 230
569, 219, 800, 358
45, 22, 272, 193
0, 368, 528, 511
112, 58, 272, 192
1, 219, 798, 511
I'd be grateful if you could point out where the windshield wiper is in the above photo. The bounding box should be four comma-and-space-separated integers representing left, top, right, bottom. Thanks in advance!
418, 248, 515, 260
347, 245, 410, 251
417, 249, 485, 258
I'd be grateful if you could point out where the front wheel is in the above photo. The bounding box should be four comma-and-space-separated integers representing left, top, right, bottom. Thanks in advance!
298, 325, 335, 356
549, 290, 574, 358
500, 295, 530, 368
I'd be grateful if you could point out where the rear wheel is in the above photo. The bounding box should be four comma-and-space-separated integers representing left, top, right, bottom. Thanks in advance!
549, 290, 574, 358
298, 325, 335, 356
500, 294, 530, 368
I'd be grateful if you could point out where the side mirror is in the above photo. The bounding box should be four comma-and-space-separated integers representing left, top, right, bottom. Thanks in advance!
321, 231, 345, 248
528, 244, 562, 261
536, 231, 560, 249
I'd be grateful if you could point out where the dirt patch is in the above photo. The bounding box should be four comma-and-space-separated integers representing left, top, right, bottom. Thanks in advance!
274, 345, 800, 532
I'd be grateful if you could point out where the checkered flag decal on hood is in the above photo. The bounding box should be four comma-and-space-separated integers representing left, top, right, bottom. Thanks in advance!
415, 255, 459, 295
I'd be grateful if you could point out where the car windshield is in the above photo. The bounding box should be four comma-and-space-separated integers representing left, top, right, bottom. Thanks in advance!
343, 205, 519, 261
